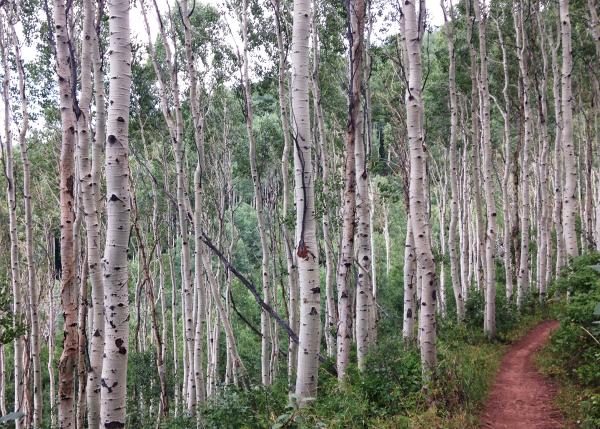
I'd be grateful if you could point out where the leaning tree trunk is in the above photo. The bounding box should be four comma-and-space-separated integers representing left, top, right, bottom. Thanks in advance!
52, 1, 79, 426
403, 0, 437, 379
560, 0, 579, 258
291, 0, 321, 404
100, 0, 132, 427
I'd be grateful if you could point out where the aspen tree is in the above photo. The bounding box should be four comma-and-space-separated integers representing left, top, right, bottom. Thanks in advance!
240, 0, 273, 386
180, 0, 207, 406
312, 5, 337, 358
336, 0, 359, 380
348, 0, 374, 372
402, 0, 437, 378
514, 0, 533, 308
0, 17, 24, 428
493, 15, 515, 301
441, 0, 464, 321
547, 23, 567, 275
99, 0, 132, 426
140, 1, 195, 408
50, 1, 79, 426
473, 0, 497, 338
269, 0, 300, 382
16, 35, 41, 429
465, 0, 485, 292
560, 0, 579, 258
291, 0, 321, 403
535, 10, 551, 301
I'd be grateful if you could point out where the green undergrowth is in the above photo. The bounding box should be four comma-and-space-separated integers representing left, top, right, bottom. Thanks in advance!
535, 253, 600, 429
156, 286, 548, 429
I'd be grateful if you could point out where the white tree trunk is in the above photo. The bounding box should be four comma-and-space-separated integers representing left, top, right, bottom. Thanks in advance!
100, 0, 132, 426
403, 0, 437, 378
241, 0, 273, 386
475, 0, 497, 338
51, 1, 79, 425
560, 0, 580, 258
403, 220, 417, 342
311, 11, 337, 358
291, 0, 321, 403
442, 0, 464, 321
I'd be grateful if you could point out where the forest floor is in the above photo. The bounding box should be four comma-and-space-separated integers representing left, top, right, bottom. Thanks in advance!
479, 320, 565, 429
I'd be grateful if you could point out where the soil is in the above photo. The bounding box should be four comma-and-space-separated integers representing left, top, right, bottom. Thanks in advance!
479, 320, 565, 429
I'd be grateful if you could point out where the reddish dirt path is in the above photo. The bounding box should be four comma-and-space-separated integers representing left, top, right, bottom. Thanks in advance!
480, 320, 565, 429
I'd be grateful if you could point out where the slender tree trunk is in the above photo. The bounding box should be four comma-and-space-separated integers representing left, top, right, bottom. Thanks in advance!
474, 0, 497, 338
312, 9, 337, 358
536, 10, 551, 301
6, 20, 43, 427
51, 1, 79, 425
1, 24, 24, 428
441, 0, 464, 321
514, 1, 532, 308
240, 0, 273, 386
548, 28, 567, 276
347, 0, 373, 372
403, 0, 437, 379
560, 0, 580, 258
100, 0, 132, 426
403, 220, 417, 342
493, 16, 515, 301
291, 0, 321, 403
466, 0, 485, 293
269, 0, 300, 386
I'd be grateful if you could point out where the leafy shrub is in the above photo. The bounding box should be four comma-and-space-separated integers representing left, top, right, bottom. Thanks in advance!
464, 286, 519, 337
537, 252, 600, 428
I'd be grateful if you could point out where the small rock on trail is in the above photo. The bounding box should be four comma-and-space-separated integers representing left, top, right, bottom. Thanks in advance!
480, 320, 565, 429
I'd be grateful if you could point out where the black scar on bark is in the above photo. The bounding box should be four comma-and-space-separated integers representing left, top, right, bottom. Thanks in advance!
104, 422, 125, 429
431, 290, 437, 301
311, 287, 320, 294
309, 307, 318, 316
406, 308, 412, 319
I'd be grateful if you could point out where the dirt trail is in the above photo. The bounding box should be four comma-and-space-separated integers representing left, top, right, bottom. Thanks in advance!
480, 320, 565, 429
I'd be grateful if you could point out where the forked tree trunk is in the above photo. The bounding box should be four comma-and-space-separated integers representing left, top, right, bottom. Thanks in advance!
100, 0, 132, 426
291, 0, 321, 403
